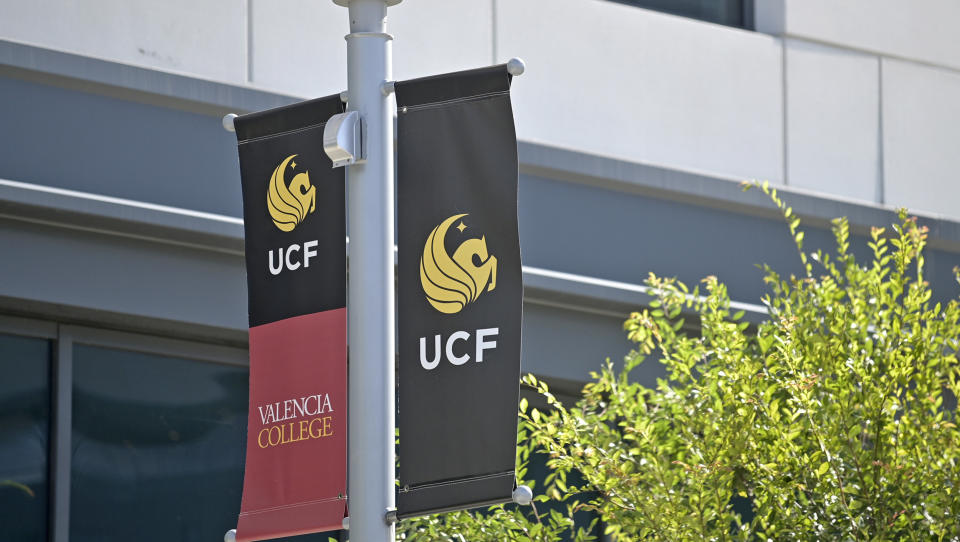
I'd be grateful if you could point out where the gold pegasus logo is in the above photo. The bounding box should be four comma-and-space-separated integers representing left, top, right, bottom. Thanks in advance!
267, 154, 315, 232
420, 213, 498, 314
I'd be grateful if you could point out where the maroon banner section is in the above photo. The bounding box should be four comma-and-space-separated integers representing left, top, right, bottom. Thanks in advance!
237, 308, 347, 542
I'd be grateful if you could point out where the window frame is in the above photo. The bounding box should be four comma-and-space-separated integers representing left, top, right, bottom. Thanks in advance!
608, 0, 755, 30
0, 315, 248, 542
0, 315, 55, 542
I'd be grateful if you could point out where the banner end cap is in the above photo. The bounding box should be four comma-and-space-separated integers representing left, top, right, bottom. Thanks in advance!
507, 58, 526, 77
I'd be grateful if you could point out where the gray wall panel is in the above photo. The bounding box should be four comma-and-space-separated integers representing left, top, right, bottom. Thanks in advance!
0, 218, 248, 332
520, 171, 807, 304
0, 76, 243, 217
521, 302, 641, 384
518, 173, 959, 307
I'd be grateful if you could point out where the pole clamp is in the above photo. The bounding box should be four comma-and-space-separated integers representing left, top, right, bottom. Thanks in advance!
323, 110, 364, 168
384, 507, 398, 525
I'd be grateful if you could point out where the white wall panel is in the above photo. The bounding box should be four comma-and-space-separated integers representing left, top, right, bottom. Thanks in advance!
389, 0, 493, 82
785, 39, 879, 201
249, 0, 345, 98
882, 59, 960, 216
0, 0, 246, 84
250, 0, 492, 98
497, 0, 784, 182
757, 0, 960, 72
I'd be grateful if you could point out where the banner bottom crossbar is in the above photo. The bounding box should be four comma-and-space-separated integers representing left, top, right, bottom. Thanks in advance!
396, 471, 514, 519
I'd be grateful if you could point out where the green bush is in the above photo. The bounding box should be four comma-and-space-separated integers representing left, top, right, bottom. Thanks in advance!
398, 186, 960, 541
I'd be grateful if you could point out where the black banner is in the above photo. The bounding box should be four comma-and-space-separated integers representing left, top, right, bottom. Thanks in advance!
233, 94, 348, 541
396, 65, 522, 518
235, 96, 347, 327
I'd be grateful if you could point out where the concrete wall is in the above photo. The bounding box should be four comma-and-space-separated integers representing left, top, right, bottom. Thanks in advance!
4, 0, 959, 215
756, 0, 960, 71
0, 0, 783, 185
0, 0, 247, 83
784, 39, 880, 201
0, 75, 243, 216
250, 0, 786, 183
497, 0, 784, 183
249, 0, 494, 98
757, 0, 960, 214
882, 59, 960, 217
2, 0, 960, 329
4, 6, 960, 537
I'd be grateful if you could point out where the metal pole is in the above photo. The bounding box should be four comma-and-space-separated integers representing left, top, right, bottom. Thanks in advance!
334, 0, 398, 540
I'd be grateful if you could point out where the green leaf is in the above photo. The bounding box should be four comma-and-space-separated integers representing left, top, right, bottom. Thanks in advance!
398, 195, 960, 541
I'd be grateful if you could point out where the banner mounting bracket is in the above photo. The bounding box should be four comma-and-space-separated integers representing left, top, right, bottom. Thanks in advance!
384, 507, 398, 525
323, 110, 365, 168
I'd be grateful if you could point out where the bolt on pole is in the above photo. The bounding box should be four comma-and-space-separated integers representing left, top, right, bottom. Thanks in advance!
333, 0, 399, 541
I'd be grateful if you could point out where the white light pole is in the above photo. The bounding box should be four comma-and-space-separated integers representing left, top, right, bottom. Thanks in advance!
333, 0, 399, 541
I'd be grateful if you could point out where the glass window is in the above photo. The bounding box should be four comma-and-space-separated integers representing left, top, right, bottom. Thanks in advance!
70, 345, 249, 542
0, 333, 51, 542
612, 0, 753, 29
69, 343, 338, 542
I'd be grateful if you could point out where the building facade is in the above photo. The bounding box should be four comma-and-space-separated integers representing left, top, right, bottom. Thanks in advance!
1, 0, 959, 540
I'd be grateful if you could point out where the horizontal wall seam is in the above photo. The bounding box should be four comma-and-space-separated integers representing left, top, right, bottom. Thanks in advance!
771, 35, 960, 77
1, 179, 766, 323
516, 142, 960, 252
0, 169, 952, 323
5, 38, 960, 247
0, 38, 298, 115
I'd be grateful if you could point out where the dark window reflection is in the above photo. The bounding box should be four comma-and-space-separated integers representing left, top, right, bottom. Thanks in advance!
612, 0, 752, 28
0, 333, 51, 542
70, 345, 249, 542
69, 344, 338, 542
